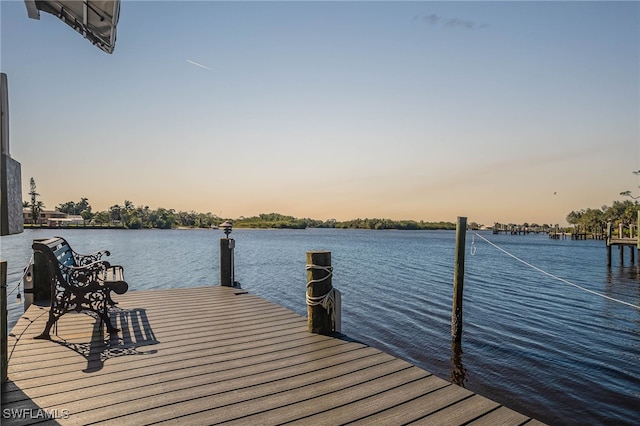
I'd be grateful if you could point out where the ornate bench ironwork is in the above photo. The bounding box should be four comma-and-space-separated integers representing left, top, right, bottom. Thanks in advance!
32, 237, 128, 339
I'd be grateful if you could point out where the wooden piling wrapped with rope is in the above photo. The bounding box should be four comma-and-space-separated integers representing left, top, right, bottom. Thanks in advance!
306, 251, 339, 335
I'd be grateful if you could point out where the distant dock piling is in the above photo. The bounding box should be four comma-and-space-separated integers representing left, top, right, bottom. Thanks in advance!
548, 225, 566, 240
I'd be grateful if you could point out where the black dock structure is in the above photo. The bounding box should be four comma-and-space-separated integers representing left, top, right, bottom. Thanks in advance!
1, 286, 545, 425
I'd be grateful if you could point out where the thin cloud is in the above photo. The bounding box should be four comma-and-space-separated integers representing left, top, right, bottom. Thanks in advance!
415, 13, 488, 30
185, 59, 212, 71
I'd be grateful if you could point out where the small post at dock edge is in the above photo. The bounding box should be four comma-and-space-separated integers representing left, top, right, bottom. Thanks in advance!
218, 221, 238, 287
220, 238, 235, 287
606, 222, 612, 267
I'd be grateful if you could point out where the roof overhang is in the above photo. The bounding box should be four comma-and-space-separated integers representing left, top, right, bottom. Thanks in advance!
24, 0, 120, 54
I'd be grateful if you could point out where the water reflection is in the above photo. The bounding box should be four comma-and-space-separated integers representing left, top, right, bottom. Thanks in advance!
450, 341, 467, 387
605, 264, 640, 318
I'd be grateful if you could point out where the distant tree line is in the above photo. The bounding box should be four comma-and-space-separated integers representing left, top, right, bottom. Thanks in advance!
233, 213, 329, 229
233, 214, 458, 230
334, 218, 456, 230
569, 171, 640, 233
24, 176, 639, 232
566, 200, 639, 233
50, 199, 461, 230
54, 204, 461, 231
58, 199, 223, 229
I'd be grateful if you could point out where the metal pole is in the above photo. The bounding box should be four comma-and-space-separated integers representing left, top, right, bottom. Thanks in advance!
220, 238, 233, 287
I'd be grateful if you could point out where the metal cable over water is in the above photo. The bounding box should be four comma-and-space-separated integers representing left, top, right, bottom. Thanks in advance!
472, 232, 639, 310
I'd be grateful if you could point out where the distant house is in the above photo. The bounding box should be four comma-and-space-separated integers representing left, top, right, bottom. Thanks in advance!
22, 209, 84, 226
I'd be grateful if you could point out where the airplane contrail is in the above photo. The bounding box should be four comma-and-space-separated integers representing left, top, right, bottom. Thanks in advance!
185, 59, 212, 71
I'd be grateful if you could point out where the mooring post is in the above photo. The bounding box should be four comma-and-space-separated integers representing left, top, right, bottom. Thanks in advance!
218, 221, 236, 287
620, 245, 624, 266
219, 238, 235, 287
636, 211, 640, 265
452, 216, 466, 345
630, 222, 636, 264
306, 251, 335, 335
1, 261, 7, 383
606, 222, 612, 267
450, 340, 466, 387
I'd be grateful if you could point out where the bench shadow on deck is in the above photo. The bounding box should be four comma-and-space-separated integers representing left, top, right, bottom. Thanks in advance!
2, 286, 545, 425
51, 307, 159, 373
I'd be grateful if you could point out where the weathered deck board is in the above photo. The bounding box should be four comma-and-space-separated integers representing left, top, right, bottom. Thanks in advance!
2, 286, 544, 425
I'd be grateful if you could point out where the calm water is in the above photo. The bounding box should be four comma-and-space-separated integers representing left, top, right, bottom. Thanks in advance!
1, 228, 639, 425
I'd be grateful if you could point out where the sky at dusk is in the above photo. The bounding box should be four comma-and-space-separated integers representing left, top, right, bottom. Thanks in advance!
1, 1, 639, 226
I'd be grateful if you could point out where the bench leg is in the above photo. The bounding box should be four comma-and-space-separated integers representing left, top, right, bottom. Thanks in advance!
34, 309, 60, 340
36, 289, 121, 338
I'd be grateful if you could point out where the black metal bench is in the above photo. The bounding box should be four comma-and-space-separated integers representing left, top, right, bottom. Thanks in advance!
32, 237, 128, 339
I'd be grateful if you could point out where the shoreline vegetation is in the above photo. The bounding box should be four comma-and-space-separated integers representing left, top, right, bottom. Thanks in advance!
24, 212, 461, 231
23, 196, 639, 233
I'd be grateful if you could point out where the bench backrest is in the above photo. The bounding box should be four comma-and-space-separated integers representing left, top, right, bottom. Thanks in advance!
31, 238, 74, 296
35, 237, 75, 268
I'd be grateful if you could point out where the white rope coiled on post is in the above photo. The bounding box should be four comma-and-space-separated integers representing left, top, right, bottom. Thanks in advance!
305, 264, 335, 324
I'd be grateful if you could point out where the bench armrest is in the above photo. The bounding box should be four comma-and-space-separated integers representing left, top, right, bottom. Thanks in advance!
58, 261, 128, 296
62, 259, 112, 273
72, 249, 111, 266
58, 260, 112, 288
102, 265, 128, 295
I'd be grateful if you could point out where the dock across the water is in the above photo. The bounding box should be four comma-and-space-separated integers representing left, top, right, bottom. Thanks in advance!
606, 220, 639, 266
2, 286, 545, 425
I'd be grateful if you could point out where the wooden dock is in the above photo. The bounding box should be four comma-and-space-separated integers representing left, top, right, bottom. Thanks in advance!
2, 286, 545, 425
606, 220, 639, 267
